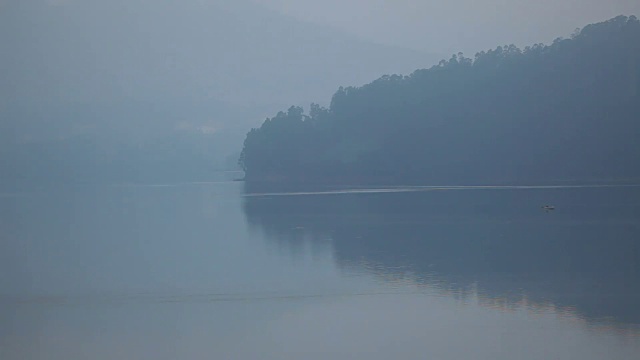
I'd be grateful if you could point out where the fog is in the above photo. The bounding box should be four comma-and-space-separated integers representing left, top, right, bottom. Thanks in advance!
1, 0, 437, 178
2, 3, 640, 359
258, 0, 640, 55
1, 0, 638, 182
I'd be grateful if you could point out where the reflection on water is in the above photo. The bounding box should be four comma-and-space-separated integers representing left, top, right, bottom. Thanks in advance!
1, 180, 639, 359
243, 182, 640, 332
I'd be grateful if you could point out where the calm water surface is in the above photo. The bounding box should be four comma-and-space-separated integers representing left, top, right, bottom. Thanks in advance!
1, 175, 639, 359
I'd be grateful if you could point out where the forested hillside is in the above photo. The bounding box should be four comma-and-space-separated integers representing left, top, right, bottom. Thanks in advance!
240, 16, 640, 184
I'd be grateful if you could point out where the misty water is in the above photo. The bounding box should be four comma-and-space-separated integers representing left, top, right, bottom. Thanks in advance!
1, 173, 639, 360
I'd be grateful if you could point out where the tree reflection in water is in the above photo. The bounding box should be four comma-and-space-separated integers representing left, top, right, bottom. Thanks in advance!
243, 182, 640, 331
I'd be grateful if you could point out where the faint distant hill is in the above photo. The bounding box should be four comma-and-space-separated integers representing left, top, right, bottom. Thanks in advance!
240, 15, 640, 184
0, 0, 439, 185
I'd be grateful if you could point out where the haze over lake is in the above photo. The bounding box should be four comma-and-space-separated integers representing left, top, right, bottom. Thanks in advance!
1, 175, 638, 359
2, 2, 640, 358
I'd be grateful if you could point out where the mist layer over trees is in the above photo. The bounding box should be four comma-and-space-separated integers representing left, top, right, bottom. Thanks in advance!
0, 0, 437, 186
240, 16, 640, 184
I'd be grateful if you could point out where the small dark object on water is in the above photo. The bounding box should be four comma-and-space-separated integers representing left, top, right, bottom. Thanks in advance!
542, 205, 555, 212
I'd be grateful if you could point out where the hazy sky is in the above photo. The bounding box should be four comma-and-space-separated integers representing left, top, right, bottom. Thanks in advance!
2, 0, 638, 110
255, 0, 640, 55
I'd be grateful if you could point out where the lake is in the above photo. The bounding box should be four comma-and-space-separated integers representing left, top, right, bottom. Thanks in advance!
1, 175, 639, 360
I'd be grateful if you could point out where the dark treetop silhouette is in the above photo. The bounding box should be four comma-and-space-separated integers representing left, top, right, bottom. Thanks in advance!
240, 16, 640, 184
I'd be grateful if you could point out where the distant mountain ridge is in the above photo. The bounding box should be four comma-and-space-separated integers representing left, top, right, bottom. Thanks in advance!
0, 0, 440, 185
1, 0, 438, 108
240, 15, 640, 184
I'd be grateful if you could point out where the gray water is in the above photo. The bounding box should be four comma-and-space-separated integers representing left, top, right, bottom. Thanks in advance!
1, 175, 639, 360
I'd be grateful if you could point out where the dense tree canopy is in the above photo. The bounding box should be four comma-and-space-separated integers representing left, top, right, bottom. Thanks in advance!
240, 15, 640, 184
